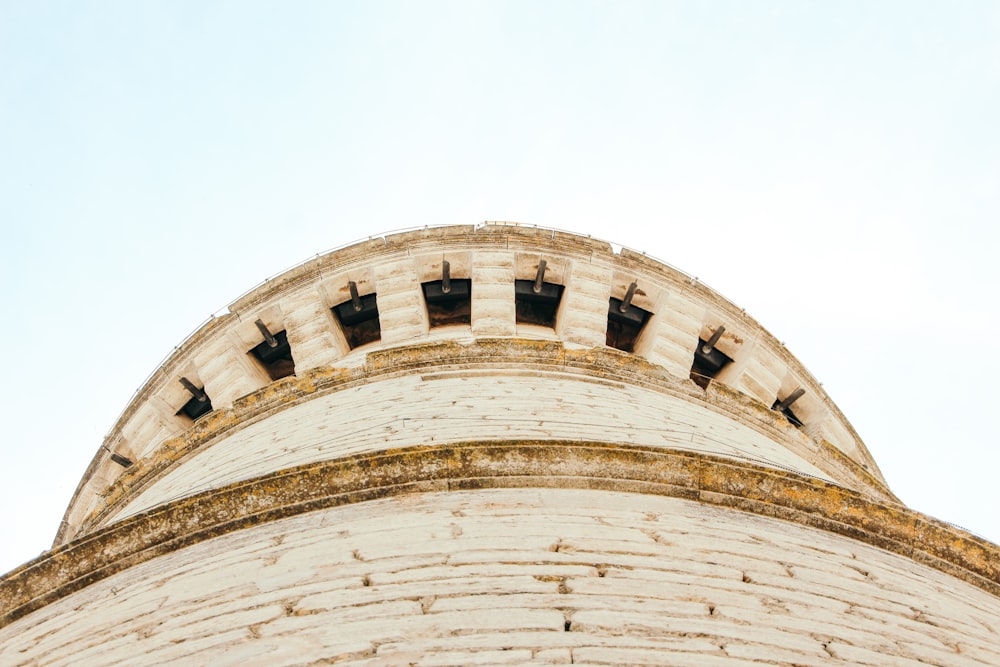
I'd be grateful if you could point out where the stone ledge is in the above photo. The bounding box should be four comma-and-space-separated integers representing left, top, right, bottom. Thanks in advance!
72, 339, 894, 541
4, 441, 997, 630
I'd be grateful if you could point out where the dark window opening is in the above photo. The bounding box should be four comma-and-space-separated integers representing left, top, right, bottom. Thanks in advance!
177, 390, 213, 420
332, 292, 381, 349
515, 279, 563, 328
607, 297, 651, 353
690, 340, 732, 389
250, 329, 296, 381
423, 279, 471, 327
772, 389, 806, 428
772, 399, 804, 428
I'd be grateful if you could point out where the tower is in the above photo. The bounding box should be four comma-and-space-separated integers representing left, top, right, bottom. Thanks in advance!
2, 224, 998, 665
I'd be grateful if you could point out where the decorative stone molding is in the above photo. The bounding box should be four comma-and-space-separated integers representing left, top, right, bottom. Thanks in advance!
5, 441, 998, 631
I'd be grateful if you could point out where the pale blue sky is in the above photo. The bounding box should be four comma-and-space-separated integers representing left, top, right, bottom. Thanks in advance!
1, 1, 998, 573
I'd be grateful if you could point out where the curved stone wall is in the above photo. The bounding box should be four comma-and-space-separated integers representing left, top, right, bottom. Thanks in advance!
11, 224, 997, 666
58, 225, 884, 546
100, 343, 878, 528
4, 441, 997, 632
5, 487, 999, 666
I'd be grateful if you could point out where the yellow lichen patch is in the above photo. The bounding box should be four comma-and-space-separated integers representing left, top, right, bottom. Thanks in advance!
10, 440, 998, 633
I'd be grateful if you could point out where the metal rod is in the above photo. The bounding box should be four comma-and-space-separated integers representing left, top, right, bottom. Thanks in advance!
179, 377, 208, 403
349, 281, 363, 312
533, 260, 547, 293
254, 319, 278, 348
702, 325, 725, 354
442, 260, 451, 294
619, 281, 638, 312
110, 452, 133, 468
775, 388, 805, 411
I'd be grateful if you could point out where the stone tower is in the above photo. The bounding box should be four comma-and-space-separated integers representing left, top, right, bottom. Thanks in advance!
2, 224, 998, 665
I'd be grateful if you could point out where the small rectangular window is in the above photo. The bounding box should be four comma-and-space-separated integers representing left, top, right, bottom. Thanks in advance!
690, 340, 732, 389
423, 279, 471, 327
250, 329, 295, 381
332, 293, 381, 349
607, 298, 651, 353
176, 377, 213, 420
177, 392, 212, 420
515, 280, 563, 328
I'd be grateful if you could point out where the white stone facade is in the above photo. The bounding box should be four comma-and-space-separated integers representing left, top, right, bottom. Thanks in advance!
1, 224, 997, 666
56, 225, 885, 540
5, 490, 1000, 666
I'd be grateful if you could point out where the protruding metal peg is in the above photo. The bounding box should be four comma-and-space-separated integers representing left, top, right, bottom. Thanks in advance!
775, 388, 805, 412
702, 326, 725, 354
179, 377, 208, 403
348, 281, 363, 312
619, 281, 638, 313
533, 260, 547, 294
110, 452, 133, 468
442, 260, 451, 294
254, 318, 278, 348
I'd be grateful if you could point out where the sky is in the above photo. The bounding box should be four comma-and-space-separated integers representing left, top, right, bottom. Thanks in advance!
0, 1, 998, 575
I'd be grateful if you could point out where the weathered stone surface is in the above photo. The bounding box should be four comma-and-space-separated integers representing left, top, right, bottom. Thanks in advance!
55, 226, 886, 547
558, 261, 613, 347
105, 368, 830, 523
4, 489, 999, 666
4, 441, 999, 635
75, 339, 891, 538
16, 224, 992, 667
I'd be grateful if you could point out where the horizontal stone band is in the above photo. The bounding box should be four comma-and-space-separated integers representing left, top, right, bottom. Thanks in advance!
2, 441, 995, 629
76, 339, 891, 537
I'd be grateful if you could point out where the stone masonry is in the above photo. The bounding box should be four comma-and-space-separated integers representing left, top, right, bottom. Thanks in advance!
1, 224, 997, 666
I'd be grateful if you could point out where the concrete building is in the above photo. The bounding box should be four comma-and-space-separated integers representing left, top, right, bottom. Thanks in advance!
1, 223, 998, 665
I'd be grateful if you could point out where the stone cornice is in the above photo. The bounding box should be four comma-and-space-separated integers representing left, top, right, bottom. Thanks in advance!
75, 339, 895, 537
4, 441, 996, 630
